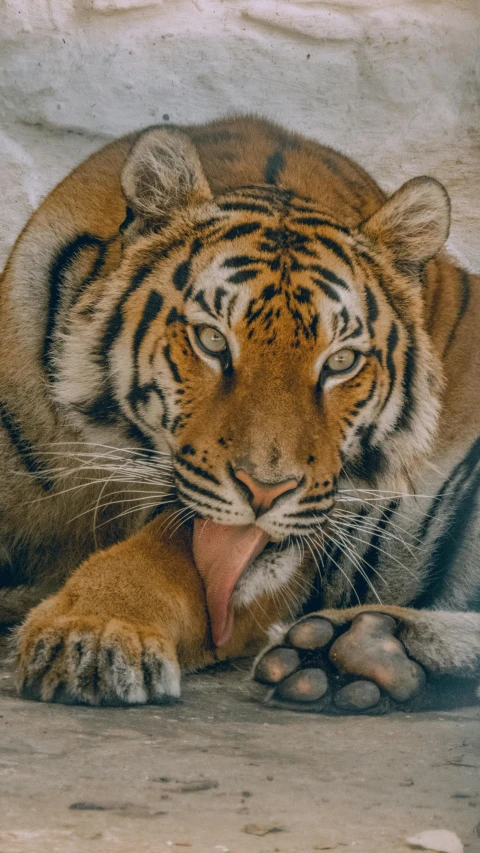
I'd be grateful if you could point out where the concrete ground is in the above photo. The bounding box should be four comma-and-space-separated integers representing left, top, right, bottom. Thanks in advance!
0, 637, 479, 853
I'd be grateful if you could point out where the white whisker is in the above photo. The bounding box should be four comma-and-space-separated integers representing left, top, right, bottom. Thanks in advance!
328, 518, 420, 583
331, 510, 423, 558
325, 521, 388, 594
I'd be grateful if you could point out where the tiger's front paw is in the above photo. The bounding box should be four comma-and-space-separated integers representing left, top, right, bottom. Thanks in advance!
17, 607, 181, 706
251, 612, 426, 714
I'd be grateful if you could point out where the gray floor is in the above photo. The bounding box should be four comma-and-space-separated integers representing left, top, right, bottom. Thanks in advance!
0, 638, 479, 853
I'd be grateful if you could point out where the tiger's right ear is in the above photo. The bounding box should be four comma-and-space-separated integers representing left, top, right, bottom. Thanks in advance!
360, 177, 450, 274
121, 128, 212, 233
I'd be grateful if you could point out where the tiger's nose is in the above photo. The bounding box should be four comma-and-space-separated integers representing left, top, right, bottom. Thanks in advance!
234, 469, 300, 515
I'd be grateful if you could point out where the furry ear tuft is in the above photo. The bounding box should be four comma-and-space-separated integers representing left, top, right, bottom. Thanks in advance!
121, 128, 212, 225
362, 177, 450, 271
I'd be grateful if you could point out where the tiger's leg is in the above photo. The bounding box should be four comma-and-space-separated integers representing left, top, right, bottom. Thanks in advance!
16, 512, 274, 705
251, 605, 480, 714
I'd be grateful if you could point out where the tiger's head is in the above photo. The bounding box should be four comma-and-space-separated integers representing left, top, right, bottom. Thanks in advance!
69, 129, 451, 644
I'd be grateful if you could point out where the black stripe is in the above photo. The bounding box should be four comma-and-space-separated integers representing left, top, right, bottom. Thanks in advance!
417, 440, 480, 545
228, 269, 259, 284
346, 316, 364, 340
357, 257, 406, 333
194, 290, 217, 319
220, 202, 272, 215
127, 290, 164, 411
316, 236, 353, 269
72, 384, 121, 426
175, 489, 232, 517
163, 344, 182, 383
173, 261, 190, 291
133, 291, 164, 361
170, 414, 186, 435
227, 293, 239, 327
352, 501, 399, 603
0, 402, 53, 491
293, 287, 312, 304
222, 222, 262, 241
127, 380, 170, 429
443, 269, 471, 356
343, 425, 387, 483
166, 238, 202, 295
126, 421, 157, 454
264, 151, 285, 185
174, 470, 232, 504
222, 255, 259, 269
380, 322, 399, 413
222, 188, 282, 204
194, 216, 222, 232
414, 466, 480, 608
412, 437, 480, 608
119, 205, 135, 233
364, 285, 379, 337
299, 491, 335, 504
166, 307, 187, 326
312, 278, 341, 302
394, 335, 417, 431
96, 263, 153, 368
310, 265, 349, 289
42, 234, 105, 380
69, 239, 109, 310
291, 202, 330, 215
285, 508, 332, 519
465, 587, 480, 612
353, 380, 377, 410
176, 457, 221, 485
339, 306, 350, 334
213, 287, 227, 315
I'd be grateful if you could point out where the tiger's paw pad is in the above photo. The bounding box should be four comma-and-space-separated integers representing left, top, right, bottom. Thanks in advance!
17, 615, 181, 706
252, 612, 426, 714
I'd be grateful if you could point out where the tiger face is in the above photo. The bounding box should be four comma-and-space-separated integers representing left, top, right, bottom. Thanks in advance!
118, 191, 406, 541
65, 129, 450, 642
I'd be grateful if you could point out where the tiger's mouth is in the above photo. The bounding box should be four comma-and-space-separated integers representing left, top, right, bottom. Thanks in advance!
192, 518, 270, 648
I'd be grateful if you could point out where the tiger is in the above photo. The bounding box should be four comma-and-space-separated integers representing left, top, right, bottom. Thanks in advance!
0, 115, 478, 714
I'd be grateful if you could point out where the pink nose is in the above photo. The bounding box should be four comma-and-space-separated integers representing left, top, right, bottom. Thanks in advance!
234, 469, 299, 515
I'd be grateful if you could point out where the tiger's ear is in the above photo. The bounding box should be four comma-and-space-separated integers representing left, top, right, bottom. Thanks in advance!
361, 177, 450, 272
121, 128, 212, 230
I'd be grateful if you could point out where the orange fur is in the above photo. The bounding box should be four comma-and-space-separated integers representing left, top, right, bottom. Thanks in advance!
0, 116, 477, 705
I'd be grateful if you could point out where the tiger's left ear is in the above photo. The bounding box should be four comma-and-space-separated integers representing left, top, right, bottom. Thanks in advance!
121, 128, 212, 232
361, 177, 450, 272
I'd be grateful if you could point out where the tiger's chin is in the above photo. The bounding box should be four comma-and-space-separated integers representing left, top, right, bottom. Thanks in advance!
187, 508, 316, 609
230, 543, 305, 609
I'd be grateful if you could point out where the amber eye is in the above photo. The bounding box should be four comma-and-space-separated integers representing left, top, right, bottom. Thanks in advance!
325, 348, 358, 374
195, 325, 228, 354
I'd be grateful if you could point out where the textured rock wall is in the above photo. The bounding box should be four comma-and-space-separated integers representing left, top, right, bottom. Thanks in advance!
1, 0, 479, 269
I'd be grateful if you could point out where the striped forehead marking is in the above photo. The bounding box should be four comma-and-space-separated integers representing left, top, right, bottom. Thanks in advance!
174, 188, 364, 345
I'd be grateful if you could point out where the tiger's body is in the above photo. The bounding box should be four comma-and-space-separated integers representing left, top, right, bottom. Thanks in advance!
0, 116, 479, 712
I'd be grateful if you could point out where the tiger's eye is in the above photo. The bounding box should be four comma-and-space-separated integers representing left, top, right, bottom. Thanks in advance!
196, 325, 228, 354
326, 348, 357, 373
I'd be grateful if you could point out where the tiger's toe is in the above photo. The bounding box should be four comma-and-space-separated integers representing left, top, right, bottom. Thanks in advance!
329, 613, 426, 703
251, 611, 427, 714
17, 612, 181, 706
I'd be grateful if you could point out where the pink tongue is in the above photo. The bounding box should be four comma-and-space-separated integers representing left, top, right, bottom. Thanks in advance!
193, 519, 269, 647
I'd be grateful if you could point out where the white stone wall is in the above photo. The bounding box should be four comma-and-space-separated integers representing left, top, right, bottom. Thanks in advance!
1, 0, 479, 270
